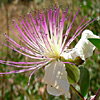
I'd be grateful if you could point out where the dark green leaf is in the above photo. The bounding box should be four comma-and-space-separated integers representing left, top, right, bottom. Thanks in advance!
79, 66, 90, 97
88, 38, 100, 50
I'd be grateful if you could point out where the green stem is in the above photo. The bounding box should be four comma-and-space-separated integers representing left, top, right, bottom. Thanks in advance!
70, 84, 85, 100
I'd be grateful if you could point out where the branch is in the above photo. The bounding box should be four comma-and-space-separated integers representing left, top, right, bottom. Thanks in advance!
92, 88, 100, 100
70, 84, 85, 100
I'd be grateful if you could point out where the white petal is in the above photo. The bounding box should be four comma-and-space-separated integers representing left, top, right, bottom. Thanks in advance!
44, 61, 70, 97
75, 38, 95, 60
65, 91, 70, 98
47, 85, 70, 98
47, 85, 63, 96
61, 49, 79, 60
75, 29, 99, 60
44, 60, 57, 85
82, 29, 99, 38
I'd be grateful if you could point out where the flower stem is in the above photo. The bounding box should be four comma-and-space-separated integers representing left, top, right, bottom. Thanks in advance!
70, 84, 85, 100
93, 88, 100, 100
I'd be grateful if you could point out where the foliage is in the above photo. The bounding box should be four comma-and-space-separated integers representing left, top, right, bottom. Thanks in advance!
88, 38, 100, 50
79, 66, 90, 97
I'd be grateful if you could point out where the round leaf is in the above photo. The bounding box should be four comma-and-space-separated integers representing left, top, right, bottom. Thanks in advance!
65, 63, 80, 84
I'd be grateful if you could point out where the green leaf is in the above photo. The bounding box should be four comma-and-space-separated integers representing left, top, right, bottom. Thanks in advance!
88, 38, 100, 50
79, 66, 90, 97
65, 63, 80, 84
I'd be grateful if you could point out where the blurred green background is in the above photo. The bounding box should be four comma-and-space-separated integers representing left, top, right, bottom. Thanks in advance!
0, 0, 100, 100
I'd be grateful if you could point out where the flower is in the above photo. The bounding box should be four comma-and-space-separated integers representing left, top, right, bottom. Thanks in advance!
90, 95, 95, 100
74, 29, 99, 60
62, 29, 100, 61
44, 60, 70, 97
0, 4, 99, 97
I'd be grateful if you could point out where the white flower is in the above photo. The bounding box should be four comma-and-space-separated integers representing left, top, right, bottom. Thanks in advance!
44, 60, 70, 97
90, 95, 95, 100
75, 29, 99, 60
0, 4, 99, 98
62, 30, 99, 61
